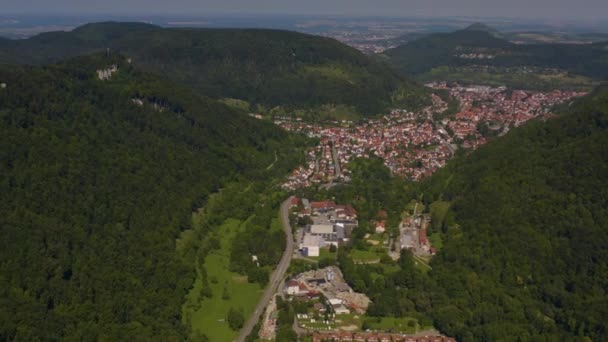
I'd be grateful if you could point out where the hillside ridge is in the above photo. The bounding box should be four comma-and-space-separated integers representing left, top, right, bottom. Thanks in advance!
0, 22, 429, 117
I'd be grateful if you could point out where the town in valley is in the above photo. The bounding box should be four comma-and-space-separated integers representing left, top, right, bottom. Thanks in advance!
277, 84, 585, 189
249, 80, 588, 340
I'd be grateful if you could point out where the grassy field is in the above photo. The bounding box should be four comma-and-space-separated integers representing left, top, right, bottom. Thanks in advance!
363, 316, 433, 334
351, 247, 386, 263
429, 232, 443, 251
220, 97, 251, 112
412, 255, 432, 273
270, 216, 283, 233
367, 233, 386, 245
183, 219, 265, 341
315, 247, 338, 260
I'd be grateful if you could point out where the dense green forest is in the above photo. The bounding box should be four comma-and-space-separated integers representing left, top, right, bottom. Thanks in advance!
0, 22, 429, 116
0, 54, 305, 340
325, 87, 608, 341
417, 86, 608, 340
382, 25, 608, 88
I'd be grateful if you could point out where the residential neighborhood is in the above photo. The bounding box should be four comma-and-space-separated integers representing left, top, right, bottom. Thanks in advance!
278, 85, 586, 189
258, 84, 587, 341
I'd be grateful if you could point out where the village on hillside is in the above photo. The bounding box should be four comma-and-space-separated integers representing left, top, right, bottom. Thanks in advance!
277, 84, 585, 189
259, 84, 587, 341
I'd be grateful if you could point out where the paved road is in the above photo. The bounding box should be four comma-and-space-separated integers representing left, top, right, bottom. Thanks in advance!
236, 196, 295, 342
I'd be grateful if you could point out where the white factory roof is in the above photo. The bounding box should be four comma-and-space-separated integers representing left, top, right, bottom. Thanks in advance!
302, 234, 324, 248
310, 224, 334, 235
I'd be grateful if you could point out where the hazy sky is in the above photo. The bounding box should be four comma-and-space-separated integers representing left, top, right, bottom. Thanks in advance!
3, 0, 608, 20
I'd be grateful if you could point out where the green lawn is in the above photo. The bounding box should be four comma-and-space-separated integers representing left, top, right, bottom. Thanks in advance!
270, 216, 283, 233
363, 316, 433, 334
429, 232, 443, 251
351, 248, 385, 263
430, 201, 450, 232
367, 233, 386, 244
412, 255, 432, 273
183, 219, 265, 341
309, 247, 338, 261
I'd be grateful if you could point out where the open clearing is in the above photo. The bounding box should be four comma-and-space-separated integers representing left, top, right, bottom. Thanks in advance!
183, 219, 264, 341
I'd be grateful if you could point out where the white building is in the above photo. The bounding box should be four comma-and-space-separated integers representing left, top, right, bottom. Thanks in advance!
301, 234, 324, 257
310, 224, 334, 235
303, 246, 319, 257
285, 280, 300, 295
401, 234, 414, 250
333, 305, 350, 315
328, 298, 343, 306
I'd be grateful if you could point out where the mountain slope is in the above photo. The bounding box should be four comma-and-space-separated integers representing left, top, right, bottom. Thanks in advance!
383, 28, 608, 80
418, 86, 608, 340
0, 54, 302, 340
382, 29, 512, 75
0, 22, 429, 116
462, 23, 503, 37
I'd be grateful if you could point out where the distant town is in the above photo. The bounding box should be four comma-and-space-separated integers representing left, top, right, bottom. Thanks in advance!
277, 84, 585, 189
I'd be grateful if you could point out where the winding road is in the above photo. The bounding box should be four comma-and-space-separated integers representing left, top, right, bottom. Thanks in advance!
236, 196, 295, 342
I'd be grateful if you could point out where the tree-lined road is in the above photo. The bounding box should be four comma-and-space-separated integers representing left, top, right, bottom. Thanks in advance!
236, 196, 295, 342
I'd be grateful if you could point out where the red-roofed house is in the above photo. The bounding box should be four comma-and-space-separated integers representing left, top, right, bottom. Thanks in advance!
336, 205, 358, 220
290, 197, 299, 207
285, 280, 300, 295
378, 333, 392, 342
311, 200, 336, 212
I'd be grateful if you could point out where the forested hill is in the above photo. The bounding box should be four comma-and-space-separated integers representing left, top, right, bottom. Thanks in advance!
0, 22, 428, 116
0, 54, 303, 340
416, 86, 608, 340
382, 27, 608, 79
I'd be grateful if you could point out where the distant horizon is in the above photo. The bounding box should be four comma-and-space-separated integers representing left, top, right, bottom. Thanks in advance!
2, 12, 608, 32
2, 0, 608, 22
3, 11, 608, 22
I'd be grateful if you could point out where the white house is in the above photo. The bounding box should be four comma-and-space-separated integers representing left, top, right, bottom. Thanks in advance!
285, 280, 300, 295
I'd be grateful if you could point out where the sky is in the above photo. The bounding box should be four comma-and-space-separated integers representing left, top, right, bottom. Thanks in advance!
3, 0, 608, 21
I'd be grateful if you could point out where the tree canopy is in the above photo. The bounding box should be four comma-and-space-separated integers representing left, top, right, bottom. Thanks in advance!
0, 22, 429, 117
0, 54, 304, 340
